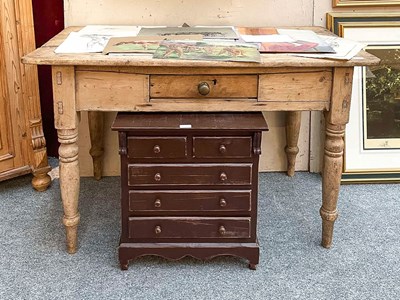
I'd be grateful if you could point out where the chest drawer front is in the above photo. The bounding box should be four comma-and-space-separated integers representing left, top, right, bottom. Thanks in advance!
129, 190, 251, 212
150, 75, 258, 99
128, 217, 251, 239
128, 163, 252, 186
127, 137, 187, 159
193, 136, 252, 158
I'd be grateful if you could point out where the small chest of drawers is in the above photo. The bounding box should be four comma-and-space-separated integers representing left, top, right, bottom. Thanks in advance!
112, 112, 268, 270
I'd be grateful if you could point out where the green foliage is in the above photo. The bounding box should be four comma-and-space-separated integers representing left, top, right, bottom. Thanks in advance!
366, 67, 400, 102
366, 49, 400, 102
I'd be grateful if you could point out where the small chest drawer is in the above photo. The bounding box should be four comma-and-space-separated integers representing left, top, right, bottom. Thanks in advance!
128, 136, 187, 159
150, 75, 258, 99
193, 136, 252, 158
129, 190, 251, 212
128, 217, 251, 239
128, 163, 252, 186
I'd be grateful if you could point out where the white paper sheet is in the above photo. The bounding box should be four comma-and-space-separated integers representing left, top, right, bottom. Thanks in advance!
55, 25, 141, 53
292, 35, 366, 60
77, 25, 141, 36
277, 29, 323, 44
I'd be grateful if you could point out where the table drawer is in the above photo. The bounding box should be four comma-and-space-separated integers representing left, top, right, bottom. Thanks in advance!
76, 71, 149, 110
129, 190, 251, 212
128, 163, 252, 186
128, 217, 251, 239
193, 136, 252, 158
258, 71, 332, 102
127, 136, 187, 159
150, 75, 258, 99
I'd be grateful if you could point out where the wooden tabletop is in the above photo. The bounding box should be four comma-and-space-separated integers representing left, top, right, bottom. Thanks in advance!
22, 26, 380, 68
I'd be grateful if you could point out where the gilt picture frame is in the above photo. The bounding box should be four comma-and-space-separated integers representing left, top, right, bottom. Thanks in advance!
327, 12, 400, 183
333, 0, 400, 7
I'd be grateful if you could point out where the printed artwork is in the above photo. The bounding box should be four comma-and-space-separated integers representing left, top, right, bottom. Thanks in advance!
363, 46, 400, 149
152, 40, 261, 62
138, 26, 239, 40
105, 39, 161, 54
236, 27, 335, 53
103, 35, 203, 55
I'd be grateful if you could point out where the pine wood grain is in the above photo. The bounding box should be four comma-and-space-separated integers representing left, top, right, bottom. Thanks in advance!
258, 70, 332, 102
22, 27, 380, 68
76, 71, 149, 110
150, 75, 258, 99
0, 0, 50, 189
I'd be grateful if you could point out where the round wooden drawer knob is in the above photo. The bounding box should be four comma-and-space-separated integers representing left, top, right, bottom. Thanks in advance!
219, 144, 227, 154
198, 82, 210, 96
153, 145, 161, 154
154, 199, 162, 208
154, 173, 161, 181
155, 225, 162, 234
220, 172, 228, 181
219, 226, 226, 236
219, 198, 227, 207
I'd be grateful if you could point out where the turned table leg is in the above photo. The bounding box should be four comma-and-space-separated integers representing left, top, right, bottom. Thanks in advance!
52, 66, 81, 253
320, 67, 353, 248
285, 111, 301, 177
58, 128, 80, 253
321, 123, 344, 248
88, 111, 104, 180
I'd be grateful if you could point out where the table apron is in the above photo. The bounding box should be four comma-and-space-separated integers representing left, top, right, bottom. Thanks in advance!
75, 68, 331, 112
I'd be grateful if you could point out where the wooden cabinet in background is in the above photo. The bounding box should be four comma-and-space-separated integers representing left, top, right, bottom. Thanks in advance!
0, 0, 50, 190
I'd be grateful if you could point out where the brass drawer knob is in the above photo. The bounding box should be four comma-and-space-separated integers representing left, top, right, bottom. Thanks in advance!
198, 82, 210, 96
154, 173, 161, 181
155, 225, 162, 234
153, 145, 161, 154
219, 198, 227, 207
154, 199, 162, 208
219, 144, 227, 154
219, 172, 228, 182
219, 226, 226, 236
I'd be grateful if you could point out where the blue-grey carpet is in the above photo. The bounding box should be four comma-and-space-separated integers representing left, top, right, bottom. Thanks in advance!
1, 168, 399, 299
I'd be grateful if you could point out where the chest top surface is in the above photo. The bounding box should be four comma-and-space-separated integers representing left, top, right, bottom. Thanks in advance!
111, 112, 269, 132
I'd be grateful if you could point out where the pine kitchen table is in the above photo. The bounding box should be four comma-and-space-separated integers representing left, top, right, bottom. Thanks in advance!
23, 26, 379, 254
